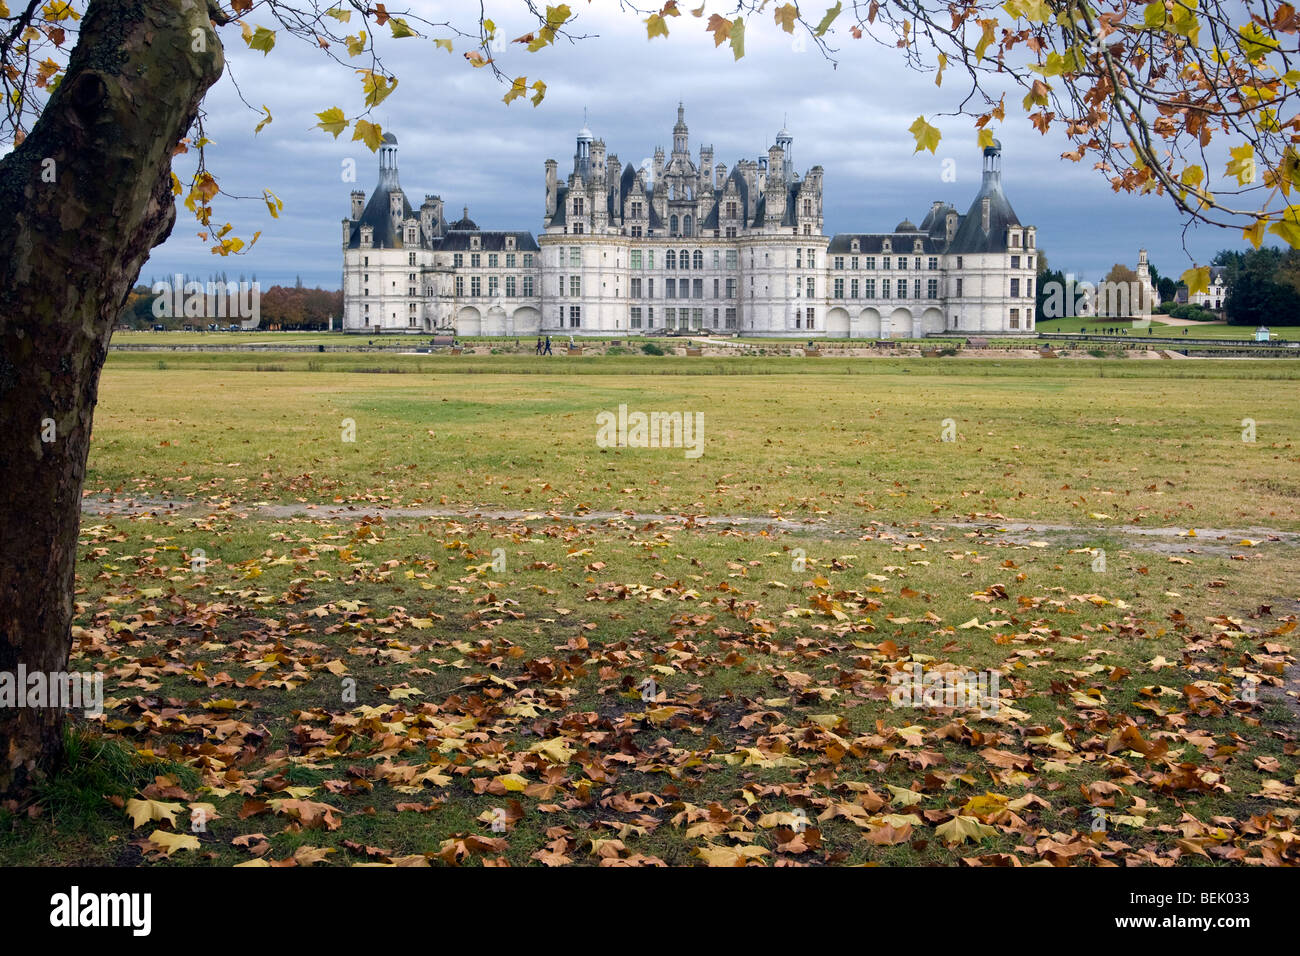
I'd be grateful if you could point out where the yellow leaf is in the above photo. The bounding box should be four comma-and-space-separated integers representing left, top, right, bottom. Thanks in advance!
125, 798, 184, 829
1180, 265, 1210, 296
315, 107, 347, 139
909, 115, 942, 155
935, 815, 997, 844
146, 829, 201, 857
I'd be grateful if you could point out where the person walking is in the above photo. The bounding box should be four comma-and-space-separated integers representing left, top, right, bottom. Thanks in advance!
543, 335, 553, 355
535, 335, 542, 355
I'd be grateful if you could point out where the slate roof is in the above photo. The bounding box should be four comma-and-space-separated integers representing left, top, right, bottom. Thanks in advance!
946, 170, 1022, 255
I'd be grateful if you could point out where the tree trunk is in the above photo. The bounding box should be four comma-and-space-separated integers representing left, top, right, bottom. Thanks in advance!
0, 0, 223, 800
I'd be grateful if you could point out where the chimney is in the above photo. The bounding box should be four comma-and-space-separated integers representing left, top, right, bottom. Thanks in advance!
545, 159, 558, 218
350, 190, 365, 220
715, 163, 727, 190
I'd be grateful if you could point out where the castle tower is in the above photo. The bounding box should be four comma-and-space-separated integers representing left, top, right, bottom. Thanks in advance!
672, 102, 689, 158
776, 123, 793, 183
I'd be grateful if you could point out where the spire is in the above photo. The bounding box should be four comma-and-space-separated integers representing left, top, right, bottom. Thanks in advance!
672, 103, 689, 157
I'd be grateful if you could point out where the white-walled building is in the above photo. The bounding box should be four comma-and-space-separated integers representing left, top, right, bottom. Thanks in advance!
342, 109, 1039, 336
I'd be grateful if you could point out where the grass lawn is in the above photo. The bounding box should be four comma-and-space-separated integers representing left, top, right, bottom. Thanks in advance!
2, 354, 1297, 867
1037, 317, 1300, 340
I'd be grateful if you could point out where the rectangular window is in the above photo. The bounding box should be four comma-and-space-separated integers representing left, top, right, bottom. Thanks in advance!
807, 249, 816, 266
1010, 255, 1020, 269
955, 278, 963, 297
408, 252, 416, 266
927, 278, 938, 299
647, 250, 655, 269
569, 305, 581, 327
506, 276, 517, 297
569, 247, 580, 267
851, 278, 859, 298
691, 308, 703, 328
806, 277, 815, 298
713, 278, 719, 298
928, 257, 938, 270
693, 278, 703, 299
882, 257, 891, 271
471, 276, 481, 296
805, 308, 815, 329
865, 256, 876, 270
630, 306, 642, 329
864, 278, 876, 298
1010, 308, 1020, 328
834, 278, 844, 299
726, 250, 738, 270
455, 276, 464, 296
712, 250, 720, 268
488, 253, 498, 268
1010, 278, 1020, 297
631, 249, 643, 270
725, 307, 737, 329
897, 279, 907, 298
522, 275, 534, 297
506, 253, 516, 268
796, 250, 802, 269
834, 256, 844, 270
726, 278, 736, 298
648, 278, 655, 297
523, 253, 533, 268
488, 276, 499, 297
914, 279, 922, 299
898, 257, 907, 270
471, 253, 481, 268
453, 253, 464, 268
631, 277, 642, 298
666, 278, 676, 298
570, 275, 581, 296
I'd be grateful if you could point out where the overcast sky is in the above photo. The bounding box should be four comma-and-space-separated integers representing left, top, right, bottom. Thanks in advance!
145, 3, 1244, 290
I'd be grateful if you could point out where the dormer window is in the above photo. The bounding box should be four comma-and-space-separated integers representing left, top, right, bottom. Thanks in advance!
914, 240, 923, 253
470, 236, 481, 251
506, 235, 516, 251
850, 239, 860, 253
882, 239, 891, 253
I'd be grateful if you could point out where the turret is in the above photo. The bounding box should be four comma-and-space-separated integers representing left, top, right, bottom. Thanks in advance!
350, 190, 365, 220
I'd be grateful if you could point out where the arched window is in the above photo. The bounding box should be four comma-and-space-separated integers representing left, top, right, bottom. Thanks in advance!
680, 249, 690, 270
670, 214, 679, 235
666, 250, 676, 270
683, 215, 693, 237
692, 250, 704, 270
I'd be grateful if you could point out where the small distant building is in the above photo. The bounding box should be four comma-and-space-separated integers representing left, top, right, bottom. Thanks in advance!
1176, 265, 1228, 310
1256, 326, 1271, 342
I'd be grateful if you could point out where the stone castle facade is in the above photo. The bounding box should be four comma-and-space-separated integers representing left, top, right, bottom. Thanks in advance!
342, 106, 1039, 337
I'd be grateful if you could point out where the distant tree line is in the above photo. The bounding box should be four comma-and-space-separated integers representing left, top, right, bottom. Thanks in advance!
1212, 248, 1300, 327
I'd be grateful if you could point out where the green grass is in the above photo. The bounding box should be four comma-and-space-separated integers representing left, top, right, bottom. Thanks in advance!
1037, 317, 1300, 340
87, 353, 1300, 531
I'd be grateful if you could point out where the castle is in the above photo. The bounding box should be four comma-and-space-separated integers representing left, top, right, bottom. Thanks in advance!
341, 106, 1038, 337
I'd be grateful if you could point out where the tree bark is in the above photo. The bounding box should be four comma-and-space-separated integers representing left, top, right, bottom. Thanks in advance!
0, 0, 223, 799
